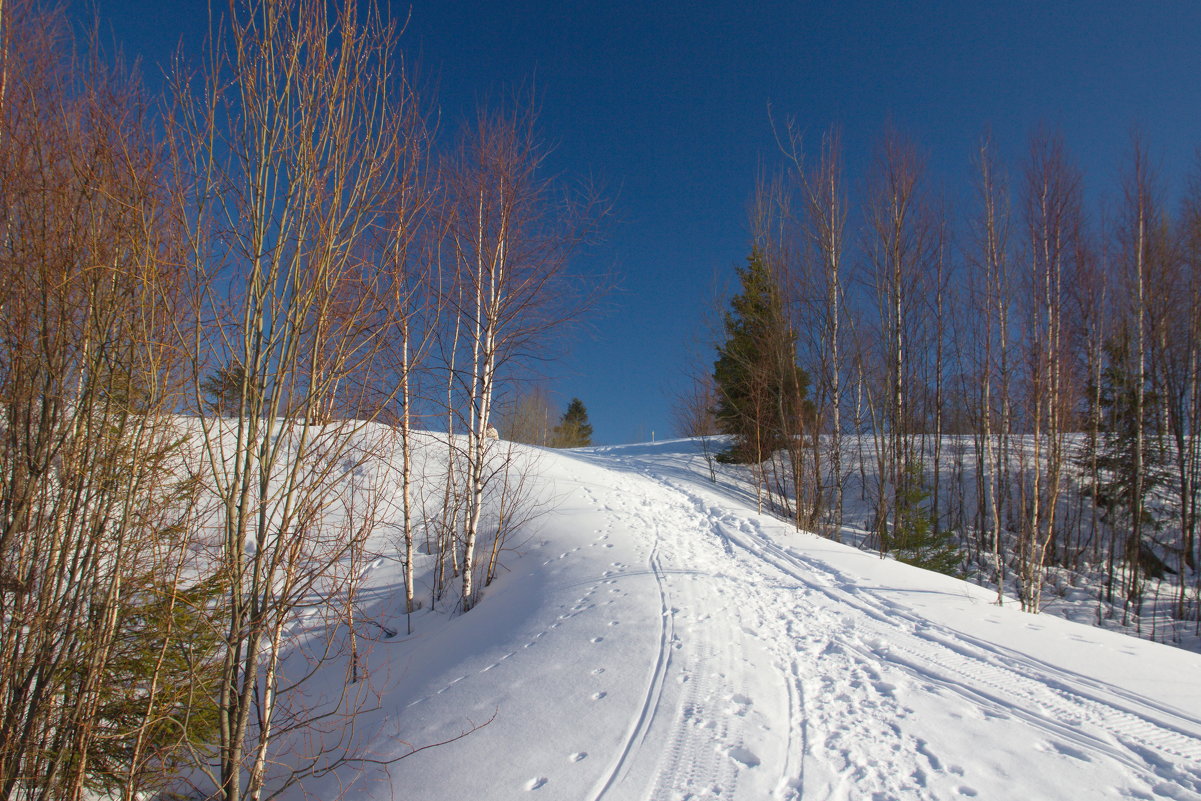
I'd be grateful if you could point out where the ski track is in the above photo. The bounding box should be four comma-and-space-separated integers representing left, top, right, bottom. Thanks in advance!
319, 442, 1201, 801
569, 457, 797, 800
590, 543, 675, 800
575, 449, 1201, 800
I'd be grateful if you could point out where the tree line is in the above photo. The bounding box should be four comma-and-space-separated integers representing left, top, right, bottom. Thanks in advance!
685, 122, 1201, 636
499, 389, 594, 448
0, 0, 601, 798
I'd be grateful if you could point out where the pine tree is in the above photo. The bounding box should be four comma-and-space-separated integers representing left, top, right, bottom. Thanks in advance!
713, 248, 811, 463
552, 397, 593, 447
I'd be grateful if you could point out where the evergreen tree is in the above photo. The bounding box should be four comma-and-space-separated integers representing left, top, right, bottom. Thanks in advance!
1079, 330, 1165, 524
200, 363, 250, 416
713, 248, 811, 463
886, 463, 962, 576
552, 397, 593, 447
1078, 328, 1170, 599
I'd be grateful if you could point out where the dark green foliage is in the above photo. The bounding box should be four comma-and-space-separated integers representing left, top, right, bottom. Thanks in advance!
552, 397, 593, 447
885, 465, 962, 576
200, 362, 253, 415
79, 571, 224, 795
1078, 329, 1166, 527
713, 249, 811, 463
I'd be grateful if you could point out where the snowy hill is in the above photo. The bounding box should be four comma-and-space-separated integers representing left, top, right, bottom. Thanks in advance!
300, 438, 1201, 801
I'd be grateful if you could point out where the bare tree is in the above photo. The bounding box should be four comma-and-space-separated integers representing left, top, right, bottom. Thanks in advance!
1172, 155, 1201, 579
802, 127, 849, 540
969, 135, 1016, 604
442, 98, 604, 611
672, 369, 720, 482
1015, 131, 1083, 611
500, 385, 558, 445
861, 129, 939, 554
1105, 138, 1173, 621
167, 0, 424, 796
0, 4, 203, 798
746, 168, 814, 526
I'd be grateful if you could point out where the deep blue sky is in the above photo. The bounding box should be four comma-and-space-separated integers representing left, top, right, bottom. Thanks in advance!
95, 1, 1201, 443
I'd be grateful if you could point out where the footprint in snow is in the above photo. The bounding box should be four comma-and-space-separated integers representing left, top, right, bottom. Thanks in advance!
524, 777, 547, 791
569, 752, 588, 762
591, 636, 604, 643
727, 745, 761, 768
592, 691, 607, 700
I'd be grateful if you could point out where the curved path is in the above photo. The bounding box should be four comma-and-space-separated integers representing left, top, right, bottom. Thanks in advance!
572, 442, 1201, 801
357, 439, 1201, 801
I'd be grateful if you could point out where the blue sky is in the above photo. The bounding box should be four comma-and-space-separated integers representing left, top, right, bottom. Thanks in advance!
95, 1, 1201, 443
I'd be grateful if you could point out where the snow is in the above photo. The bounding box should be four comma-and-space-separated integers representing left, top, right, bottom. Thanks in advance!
295, 436, 1201, 800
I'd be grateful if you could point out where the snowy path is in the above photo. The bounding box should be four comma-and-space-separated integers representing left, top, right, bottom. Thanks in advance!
335, 439, 1201, 801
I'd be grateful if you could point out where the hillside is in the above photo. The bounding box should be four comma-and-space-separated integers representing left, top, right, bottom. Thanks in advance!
291, 437, 1201, 801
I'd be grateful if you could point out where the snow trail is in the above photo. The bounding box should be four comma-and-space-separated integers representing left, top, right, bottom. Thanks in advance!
572, 442, 1201, 800
331, 438, 1201, 801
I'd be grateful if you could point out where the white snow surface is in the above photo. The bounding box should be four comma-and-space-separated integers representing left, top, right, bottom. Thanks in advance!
303, 437, 1201, 801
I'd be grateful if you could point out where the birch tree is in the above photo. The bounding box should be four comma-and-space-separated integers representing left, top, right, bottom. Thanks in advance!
803, 127, 849, 539
861, 130, 939, 554
1016, 132, 1082, 611
443, 101, 603, 611
970, 135, 1015, 604
168, 0, 423, 796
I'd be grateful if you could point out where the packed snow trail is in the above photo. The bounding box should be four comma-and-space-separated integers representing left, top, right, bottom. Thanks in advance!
322, 439, 1201, 801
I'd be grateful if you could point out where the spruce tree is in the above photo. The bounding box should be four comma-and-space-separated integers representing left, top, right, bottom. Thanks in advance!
887, 463, 962, 576
1078, 328, 1170, 598
200, 362, 254, 416
713, 248, 811, 463
552, 397, 593, 447
1087, 330, 1165, 519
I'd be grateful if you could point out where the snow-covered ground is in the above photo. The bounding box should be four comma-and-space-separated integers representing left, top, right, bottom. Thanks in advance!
301, 437, 1201, 801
